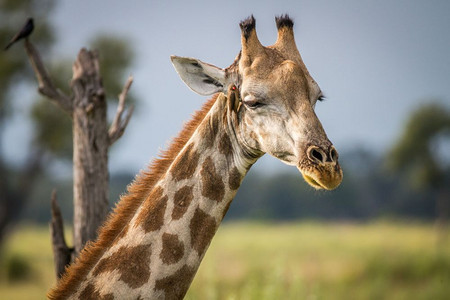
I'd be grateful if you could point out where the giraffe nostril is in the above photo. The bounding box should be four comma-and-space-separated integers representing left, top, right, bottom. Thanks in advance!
330, 147, 338, 162
311, 149, 323, 162
307, 146, 327, 164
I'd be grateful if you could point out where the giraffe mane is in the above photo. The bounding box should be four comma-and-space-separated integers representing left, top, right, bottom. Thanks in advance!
48, 94, 219, 300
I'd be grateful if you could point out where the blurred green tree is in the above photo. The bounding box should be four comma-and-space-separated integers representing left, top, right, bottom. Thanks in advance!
389, 103, 450, 188
388, 102, 450, 244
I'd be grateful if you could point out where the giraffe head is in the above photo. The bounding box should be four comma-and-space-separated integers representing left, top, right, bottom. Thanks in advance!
171, 15, 342, 190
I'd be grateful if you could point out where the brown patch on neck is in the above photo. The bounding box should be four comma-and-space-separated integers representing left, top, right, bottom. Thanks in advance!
154, 265, 196, 299
47, 95, 219, 300
79, 283, 114, 300
200, 157, 225, 202
197, 112, 219, 150
189, 207, 217, 255
218, 131, 233, 158
228, 167, 242, 190
160, 233, 184, 264
135, 186, 168, 233
93, 244, 152, 289
171, 144, 200, 181
172, 185, 194, 220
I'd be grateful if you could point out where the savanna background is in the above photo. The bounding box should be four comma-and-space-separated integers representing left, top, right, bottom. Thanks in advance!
1, 0, 449, 299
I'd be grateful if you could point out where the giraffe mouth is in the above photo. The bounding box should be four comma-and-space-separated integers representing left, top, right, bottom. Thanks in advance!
302, 174, 324, 189
299, 166, 343, 190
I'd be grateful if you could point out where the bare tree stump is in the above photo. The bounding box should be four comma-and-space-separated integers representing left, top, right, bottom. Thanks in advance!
71, 49, 110, 257
50, 190, 72, 279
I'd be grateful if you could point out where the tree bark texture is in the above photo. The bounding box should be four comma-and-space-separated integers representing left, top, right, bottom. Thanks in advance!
71, 49, 110, 256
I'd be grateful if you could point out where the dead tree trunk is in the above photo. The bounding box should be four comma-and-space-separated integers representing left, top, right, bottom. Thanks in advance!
71, 49, 110, 256
24, 40, 134, 278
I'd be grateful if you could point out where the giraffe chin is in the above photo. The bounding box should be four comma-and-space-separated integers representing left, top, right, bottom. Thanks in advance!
299, 168, 343, 190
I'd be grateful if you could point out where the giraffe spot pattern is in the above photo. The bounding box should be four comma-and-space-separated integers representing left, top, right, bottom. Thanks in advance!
228, 167, 242, 190
160, 233, 184, 265
154, 265, 196, 300
135, 187, 167, 233
189, 207, 217, 255
198, 114, 218, 149
172, 185, 194, 220
79, 283, 114, 300
200, 157, 225, 202
218, 132, 233, 157
171, 144, 200, 181
92, 244, 151, 289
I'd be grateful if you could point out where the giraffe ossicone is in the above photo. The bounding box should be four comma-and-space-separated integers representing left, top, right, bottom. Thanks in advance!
48, 15, 342, 300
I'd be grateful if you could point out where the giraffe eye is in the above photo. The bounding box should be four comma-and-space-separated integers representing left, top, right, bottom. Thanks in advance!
243, 95, 264, 109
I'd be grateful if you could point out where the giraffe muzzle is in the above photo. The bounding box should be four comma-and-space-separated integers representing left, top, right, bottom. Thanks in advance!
298, 145, 343, 190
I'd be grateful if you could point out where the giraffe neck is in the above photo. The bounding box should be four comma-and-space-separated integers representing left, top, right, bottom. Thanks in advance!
71, 93, 256, 299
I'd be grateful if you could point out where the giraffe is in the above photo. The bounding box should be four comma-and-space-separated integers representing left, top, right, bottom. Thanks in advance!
48, 15, 343, 299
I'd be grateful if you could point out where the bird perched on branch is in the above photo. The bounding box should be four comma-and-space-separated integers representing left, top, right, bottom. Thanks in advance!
4, 18, 34, 51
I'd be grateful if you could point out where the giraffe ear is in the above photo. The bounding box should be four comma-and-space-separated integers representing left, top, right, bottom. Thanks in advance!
171, 56, 227, 95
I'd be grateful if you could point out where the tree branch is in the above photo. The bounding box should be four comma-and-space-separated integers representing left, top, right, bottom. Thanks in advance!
108, 75, 134, 146
50, 189, 73, 280
24, 39, 73, 113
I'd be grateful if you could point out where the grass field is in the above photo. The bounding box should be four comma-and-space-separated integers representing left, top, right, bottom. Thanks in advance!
0, 221, 449, 299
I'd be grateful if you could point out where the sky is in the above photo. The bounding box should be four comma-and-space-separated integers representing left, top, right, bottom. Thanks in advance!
5, 0, 450, 175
